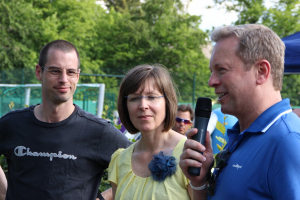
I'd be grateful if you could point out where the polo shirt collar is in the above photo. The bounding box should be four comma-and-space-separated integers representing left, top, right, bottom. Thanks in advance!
226, 99, 292, 150
245, 98, 292, 133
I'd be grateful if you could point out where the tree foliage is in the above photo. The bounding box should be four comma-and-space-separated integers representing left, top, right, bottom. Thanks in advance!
0, 0, 44, 70
0, 0, 212, 103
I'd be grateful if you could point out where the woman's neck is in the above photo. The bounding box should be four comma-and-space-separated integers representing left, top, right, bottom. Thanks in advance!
135, 129, 183, 154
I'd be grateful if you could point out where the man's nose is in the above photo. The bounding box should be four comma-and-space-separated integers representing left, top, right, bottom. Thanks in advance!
208, 72, 220, 88
58, 71, 69, 82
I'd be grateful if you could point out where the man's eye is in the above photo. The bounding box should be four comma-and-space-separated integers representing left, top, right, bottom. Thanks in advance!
67, 70, 77, 75
50, 69, 61, 74
219, 68, 226, 73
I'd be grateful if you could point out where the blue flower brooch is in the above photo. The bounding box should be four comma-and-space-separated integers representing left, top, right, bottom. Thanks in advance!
148, 151, 177, 182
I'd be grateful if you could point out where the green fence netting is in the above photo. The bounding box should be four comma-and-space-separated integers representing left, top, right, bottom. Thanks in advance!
0, 85, 115, 122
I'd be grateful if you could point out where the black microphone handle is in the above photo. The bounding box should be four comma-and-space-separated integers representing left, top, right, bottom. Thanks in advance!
188, 116, 210, 176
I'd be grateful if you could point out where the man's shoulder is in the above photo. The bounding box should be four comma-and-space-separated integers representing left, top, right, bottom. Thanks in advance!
75, 106, 112, 127
264, 111, 300, 144
0, 106, 31, 121
282, 111, 300, 133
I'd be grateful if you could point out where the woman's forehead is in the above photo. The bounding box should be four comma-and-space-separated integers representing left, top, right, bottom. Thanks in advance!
135, 78, 162, 94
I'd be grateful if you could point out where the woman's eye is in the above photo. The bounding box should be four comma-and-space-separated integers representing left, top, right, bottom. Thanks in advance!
130, 97, 139, 102
147, 96, 157, 100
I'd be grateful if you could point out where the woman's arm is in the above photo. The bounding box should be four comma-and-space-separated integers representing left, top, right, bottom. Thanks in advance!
96, 187, 113, 200
110, 182, 117, 200
0, 166, 7, 200
187, 184, 193, 200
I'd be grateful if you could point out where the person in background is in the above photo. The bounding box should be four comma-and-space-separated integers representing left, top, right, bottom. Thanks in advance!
180, 24, 300, 200
172, 104, 194, 135
0, 40, 131, 200
108, 64, 192, 200
0, 166, 6, 200
173, 104, 217, 137
293, 108, 300, 117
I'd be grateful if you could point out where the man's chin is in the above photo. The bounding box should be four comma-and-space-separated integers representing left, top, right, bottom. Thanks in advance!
178, 130, 185, 135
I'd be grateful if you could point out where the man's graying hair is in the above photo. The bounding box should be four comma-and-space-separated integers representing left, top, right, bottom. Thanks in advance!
210, 24, 285, 91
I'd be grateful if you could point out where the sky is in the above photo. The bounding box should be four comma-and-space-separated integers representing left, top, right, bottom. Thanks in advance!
185, 0, 277, 31
98, 0, 277, 31
185, 0, 237, 31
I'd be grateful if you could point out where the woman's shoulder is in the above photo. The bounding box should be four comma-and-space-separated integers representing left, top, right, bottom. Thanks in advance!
173, 135, 187, 156
112, 143, 135, 160
111, 148, 125, 159
170, 130, 187, 145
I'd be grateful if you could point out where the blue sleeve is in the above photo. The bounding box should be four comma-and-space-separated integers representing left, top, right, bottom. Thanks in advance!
268, 132, 300, 200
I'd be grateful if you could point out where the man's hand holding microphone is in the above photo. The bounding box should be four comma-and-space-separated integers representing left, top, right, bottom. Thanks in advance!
179, 98, 214, 199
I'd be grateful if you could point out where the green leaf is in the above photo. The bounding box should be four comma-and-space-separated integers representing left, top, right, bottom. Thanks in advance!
114, 124, 122, 129
9, 101, 14, 110
215, 136, 226, 144
216, 121, 226, 134
217, 144, 223, 151
223, 122, 228, 126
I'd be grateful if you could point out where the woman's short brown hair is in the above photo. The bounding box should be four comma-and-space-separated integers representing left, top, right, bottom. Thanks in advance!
118, 64, 178, 134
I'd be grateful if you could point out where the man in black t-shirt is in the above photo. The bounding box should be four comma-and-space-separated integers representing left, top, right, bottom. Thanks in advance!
0, 40, 131, 200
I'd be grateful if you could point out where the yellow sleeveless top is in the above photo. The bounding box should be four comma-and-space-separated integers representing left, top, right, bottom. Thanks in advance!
108, 137, 190, 200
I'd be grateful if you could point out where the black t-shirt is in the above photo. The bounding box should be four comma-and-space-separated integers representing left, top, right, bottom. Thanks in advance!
0, 104, 131, 200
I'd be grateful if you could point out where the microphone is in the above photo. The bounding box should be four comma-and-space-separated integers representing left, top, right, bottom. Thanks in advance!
188, 97, 212, 176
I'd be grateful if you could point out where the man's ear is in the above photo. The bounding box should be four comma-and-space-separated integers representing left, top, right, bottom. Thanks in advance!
35, 65, 42, 81
256, 60, 270, 85
76, 68, 81, 80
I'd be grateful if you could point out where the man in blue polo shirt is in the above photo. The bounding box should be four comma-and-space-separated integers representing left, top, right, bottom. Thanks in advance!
179, 24, 300, 200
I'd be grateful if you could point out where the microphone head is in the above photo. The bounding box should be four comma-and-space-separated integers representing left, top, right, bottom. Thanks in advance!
195, 97, 212, 118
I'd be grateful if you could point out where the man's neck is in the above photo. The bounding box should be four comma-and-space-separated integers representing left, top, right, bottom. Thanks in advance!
34, 102, 75, 123
238, 91, 282, 133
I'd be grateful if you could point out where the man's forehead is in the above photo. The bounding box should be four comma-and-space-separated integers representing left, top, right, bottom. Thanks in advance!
209, 38, 239, 67
46, 49, 79, 68
177, 111, 191, 119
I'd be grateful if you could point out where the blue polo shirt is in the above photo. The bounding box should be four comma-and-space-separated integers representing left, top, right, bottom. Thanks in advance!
209, 99, 300, 200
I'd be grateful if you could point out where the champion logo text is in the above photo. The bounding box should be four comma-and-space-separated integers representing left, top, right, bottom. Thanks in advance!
14, 146, 77, 161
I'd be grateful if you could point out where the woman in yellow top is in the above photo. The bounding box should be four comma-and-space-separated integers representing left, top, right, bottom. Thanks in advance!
108, 64, 193, 200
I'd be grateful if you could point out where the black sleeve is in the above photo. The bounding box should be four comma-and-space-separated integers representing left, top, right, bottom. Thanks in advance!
97, 191, 105, 200
97, 123, 132, 167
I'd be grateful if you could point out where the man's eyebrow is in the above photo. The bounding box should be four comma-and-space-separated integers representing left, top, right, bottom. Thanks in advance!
47, 66, 78, 70
47, 66, 60, 68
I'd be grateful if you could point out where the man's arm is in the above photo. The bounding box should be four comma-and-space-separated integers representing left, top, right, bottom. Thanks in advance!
0, 166, 7, 200
179, 129, 214, 200
268, 132, 300, 199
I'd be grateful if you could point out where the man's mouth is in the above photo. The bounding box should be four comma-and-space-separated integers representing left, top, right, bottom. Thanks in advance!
218, 93, 228, 100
